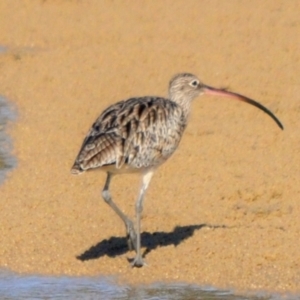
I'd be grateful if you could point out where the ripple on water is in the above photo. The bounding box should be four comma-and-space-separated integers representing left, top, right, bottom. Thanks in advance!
0, 95, 16, 185
0, 270, 297, 300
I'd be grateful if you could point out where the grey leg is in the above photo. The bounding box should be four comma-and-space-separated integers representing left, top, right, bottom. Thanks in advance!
131, 170, 154, 267
102, 172, 137, 251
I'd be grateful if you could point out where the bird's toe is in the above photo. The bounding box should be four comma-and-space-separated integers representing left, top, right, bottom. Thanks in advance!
130, 255, 147, 268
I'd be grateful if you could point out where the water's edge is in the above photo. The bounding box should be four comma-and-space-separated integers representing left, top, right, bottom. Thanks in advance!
0, 269, 297, 300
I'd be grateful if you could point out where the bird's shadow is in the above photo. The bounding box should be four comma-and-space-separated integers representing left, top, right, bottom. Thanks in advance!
77, 223, 227, 261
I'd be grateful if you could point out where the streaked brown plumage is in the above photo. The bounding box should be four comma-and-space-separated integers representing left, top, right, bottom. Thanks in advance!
72, 97, 185, 173
71, 73, 283, 267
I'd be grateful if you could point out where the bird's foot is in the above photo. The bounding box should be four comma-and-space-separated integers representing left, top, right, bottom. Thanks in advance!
125, 220, 137, 252
130, 254, 147, 268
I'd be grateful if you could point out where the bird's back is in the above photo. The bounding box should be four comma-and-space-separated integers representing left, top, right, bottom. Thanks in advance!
71, 96, 187, 174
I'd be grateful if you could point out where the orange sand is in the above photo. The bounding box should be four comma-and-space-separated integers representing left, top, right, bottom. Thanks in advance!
0, 0, 299, 294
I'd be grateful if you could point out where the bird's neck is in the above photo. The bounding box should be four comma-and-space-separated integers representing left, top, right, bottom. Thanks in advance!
170, 95, 192, 120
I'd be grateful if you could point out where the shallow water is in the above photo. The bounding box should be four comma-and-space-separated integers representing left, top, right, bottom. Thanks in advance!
0, 270, 294, 300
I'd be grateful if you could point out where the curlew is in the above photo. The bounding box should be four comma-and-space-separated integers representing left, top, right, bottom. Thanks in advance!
71, 73, 283, 267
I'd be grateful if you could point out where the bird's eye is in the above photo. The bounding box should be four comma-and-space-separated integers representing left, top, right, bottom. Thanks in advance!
191, 80, 198, 87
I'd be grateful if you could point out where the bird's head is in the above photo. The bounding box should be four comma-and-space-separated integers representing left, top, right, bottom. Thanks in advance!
168, 72, 283, 130
168, 73, 204, 103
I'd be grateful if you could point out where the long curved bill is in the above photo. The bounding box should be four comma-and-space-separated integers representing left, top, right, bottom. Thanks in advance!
202, 85, 284, 130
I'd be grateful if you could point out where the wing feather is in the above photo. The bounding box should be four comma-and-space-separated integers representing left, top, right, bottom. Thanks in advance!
71, 97, 184, 174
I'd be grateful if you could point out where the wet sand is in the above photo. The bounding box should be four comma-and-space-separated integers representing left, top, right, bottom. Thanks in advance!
0, 0, 299, 294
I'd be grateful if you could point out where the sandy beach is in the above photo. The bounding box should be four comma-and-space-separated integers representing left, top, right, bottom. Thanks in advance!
0, 0, 300, 294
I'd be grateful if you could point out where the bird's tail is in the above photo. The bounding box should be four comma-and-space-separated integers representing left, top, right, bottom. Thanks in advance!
70, 162, 84, 175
